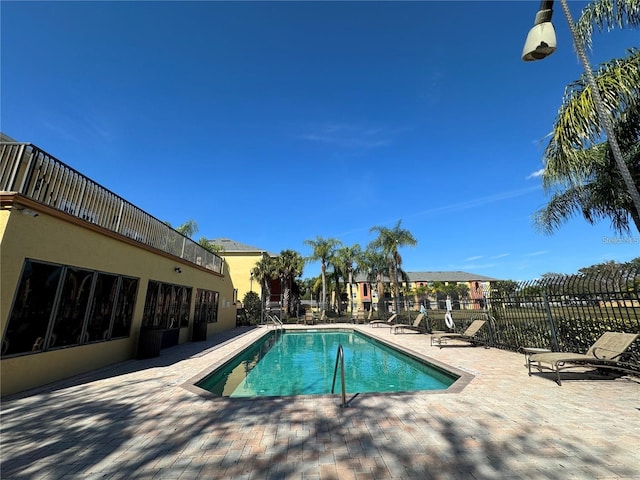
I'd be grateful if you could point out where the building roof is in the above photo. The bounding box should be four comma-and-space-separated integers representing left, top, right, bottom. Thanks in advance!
1, 132, 18, 142
407, 271, 499, 282
208, 238, 276, 256
353, 271, 499, 283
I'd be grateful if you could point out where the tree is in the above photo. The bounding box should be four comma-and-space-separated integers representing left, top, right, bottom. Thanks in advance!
369, 220, 417, 314
334, 244, 363, 316
251, 256, 277, 322
414, 283, 433, 309
359, 248, 389, 318
275, 250, 305, 317
299, 276, 320, 308
242, 291, 261, 324
537, 0, 640, 234
303, 236, 342, 314
198, 237, 224, 253
174, 219, 199, 238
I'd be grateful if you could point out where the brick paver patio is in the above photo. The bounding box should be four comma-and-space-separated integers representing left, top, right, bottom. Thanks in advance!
1, 324, 638, 479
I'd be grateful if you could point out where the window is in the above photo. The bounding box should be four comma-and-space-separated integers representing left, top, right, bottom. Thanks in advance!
2, 260, 62, 355
1, 259, 138, 357
50, 267, 94, 348
85, 273, 119, 342
142, 281, 161, 327
111, 277, 137, 338
194, 288, 219, 324
142, 281, 192, 329
177, 286, 192, 328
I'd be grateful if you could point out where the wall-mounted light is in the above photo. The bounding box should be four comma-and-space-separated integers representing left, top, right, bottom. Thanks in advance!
174, 267, 182, 274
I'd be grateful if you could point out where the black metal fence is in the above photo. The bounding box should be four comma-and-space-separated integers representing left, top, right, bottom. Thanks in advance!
427, 267, 640, 365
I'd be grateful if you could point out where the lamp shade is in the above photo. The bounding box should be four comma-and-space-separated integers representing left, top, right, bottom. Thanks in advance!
522, 22, 557, 61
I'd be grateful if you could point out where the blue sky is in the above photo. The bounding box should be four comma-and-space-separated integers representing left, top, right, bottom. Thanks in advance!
2, 1, 638, 281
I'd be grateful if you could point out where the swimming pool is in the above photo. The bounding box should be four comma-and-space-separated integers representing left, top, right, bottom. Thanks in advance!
195, 329, 459, 397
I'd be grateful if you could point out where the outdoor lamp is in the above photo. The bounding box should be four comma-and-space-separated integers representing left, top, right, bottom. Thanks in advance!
522, 0, 556, 61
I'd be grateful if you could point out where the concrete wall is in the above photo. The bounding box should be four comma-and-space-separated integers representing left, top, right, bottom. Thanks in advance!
222, 252, 265, 305
1, 197, 236, 396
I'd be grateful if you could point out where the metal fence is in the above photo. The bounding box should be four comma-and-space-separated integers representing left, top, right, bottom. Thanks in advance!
428, 268, 639, 366
0, 142, 223, 273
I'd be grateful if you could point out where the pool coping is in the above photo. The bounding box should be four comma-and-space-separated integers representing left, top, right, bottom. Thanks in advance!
180, 325, 475, 401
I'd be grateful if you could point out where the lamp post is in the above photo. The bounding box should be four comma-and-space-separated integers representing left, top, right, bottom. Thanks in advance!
522, 0, 640, 223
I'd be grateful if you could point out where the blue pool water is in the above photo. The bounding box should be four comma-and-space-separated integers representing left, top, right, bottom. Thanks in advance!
196, 329, 457, 397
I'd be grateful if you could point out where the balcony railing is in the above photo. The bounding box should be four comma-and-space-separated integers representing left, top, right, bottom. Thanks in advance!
0, 141, 224, 274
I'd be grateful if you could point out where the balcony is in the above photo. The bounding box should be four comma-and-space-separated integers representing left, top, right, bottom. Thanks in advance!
0, 141, 223, 274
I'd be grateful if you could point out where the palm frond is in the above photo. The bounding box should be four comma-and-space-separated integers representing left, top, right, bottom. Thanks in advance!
543, 49, 640, 180
575, 0, 640, 50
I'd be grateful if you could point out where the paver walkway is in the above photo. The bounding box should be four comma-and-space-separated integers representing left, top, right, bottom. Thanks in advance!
1, 324, 639, 479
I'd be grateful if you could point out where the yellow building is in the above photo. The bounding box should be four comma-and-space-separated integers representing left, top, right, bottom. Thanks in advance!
207, 238, 276, 307
1, 138, 236, 396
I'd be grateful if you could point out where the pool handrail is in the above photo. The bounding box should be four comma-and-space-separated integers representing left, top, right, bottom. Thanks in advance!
331, 344, 347, 408
267, 314, 284, 330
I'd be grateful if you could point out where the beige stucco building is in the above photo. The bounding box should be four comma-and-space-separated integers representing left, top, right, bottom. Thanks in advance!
207, 238, 277, 306
351, 271, 498, 313
1, 138, 236, 396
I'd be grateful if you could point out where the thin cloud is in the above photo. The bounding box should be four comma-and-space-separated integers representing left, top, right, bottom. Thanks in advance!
527, 168, 545, 179
332, 186, 541, 238
525, 250, 548, 257
299, 123, 400, 149
491, 253, 510, 259
407, 185, 542, 220
419, 70, 445, 104
465, 255, 484, 261
41, 107, 114, 145
450, 262, 499, 271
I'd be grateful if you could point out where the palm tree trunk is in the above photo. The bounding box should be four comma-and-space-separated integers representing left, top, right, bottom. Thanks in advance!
348, 270, 354, 316
376, 272, 385, 315
630, 208, 640, 234
333, 270, 341, 315
390, 262, 400, 314
321, 263, 327, 313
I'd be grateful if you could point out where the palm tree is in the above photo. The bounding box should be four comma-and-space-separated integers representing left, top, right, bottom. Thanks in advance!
360, 248, 389, 318
251, 256, 277, 323
303, 236, 342, 315
539, 50, 640, 233
538, 0, 640, 234
175, 219, 198, 238
328, 255, 344, 315
334, 244, 363, 316
415, 283, 433, 309
369, 220, 417, 315
275, 250, 305, 317
535, 126, 640, 234
300, 276, 320, 309
198, 237, 225, 253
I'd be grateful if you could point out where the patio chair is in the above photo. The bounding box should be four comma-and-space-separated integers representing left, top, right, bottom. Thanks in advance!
527, 332, 639, 386
430, 320, 486, 348
369, 313, 398, 328
352, 310, 367, 324
304, 310, 315, 325
392, 314, 426, 334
